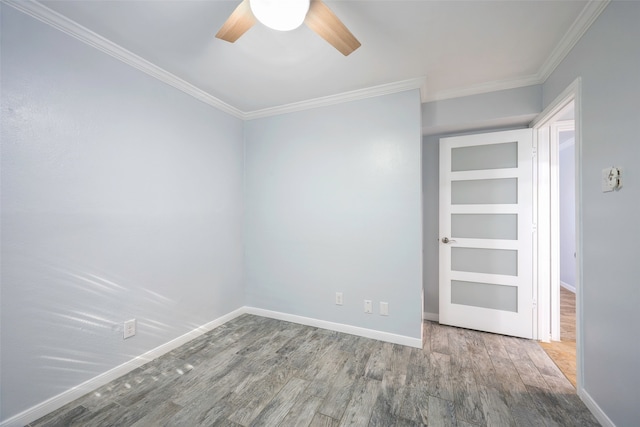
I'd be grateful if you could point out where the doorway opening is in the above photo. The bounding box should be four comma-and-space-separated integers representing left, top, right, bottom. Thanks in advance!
531, 77, 582, 389
540, 109, 577, 386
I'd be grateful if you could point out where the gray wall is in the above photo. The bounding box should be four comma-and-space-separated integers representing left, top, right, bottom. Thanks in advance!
4, 1, 638, 425
422, 85, 542, 136
1, 6, 245, 421
542, 2, 640, 425
421, 86, 542, 316
244, 91, 423, 339
559, 133, 576, 289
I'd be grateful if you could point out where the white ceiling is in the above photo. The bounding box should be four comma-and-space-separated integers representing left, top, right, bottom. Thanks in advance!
35, 0, 597, 116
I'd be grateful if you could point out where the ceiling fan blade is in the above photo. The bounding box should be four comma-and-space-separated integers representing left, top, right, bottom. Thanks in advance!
215, 0, 256, 43
305, 0, 361, 56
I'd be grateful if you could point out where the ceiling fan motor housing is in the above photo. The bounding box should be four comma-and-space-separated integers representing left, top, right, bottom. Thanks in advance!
249, 0, 310, 31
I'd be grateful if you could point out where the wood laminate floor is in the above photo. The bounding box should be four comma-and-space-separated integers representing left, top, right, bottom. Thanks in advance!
31, 314, 599, 427
539, 287, 577, 387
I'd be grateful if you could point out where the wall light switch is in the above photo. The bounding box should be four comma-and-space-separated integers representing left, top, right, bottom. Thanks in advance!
123, 319, 136, 339
602, 167, 622, 192
380, 302, 389, 316
364, 300, 373, 314
335, 292, 343, 305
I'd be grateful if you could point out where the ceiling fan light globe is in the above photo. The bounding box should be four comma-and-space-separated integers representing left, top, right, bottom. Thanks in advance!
249, 0, 310, 31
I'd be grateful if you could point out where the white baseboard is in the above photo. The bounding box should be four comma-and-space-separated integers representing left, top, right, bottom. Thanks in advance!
423, 312, 439, 322
578, 388, 616, 427
2, 306, 424, 426
0, 308, 246, 427
244, 306, 423, 348
560, 281, 576, 293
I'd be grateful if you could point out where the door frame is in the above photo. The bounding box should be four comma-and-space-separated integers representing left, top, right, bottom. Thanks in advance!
530, 77, 583, 389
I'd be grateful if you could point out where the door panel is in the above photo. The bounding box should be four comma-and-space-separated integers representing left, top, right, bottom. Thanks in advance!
439, 129, 534, 339
451, 280, 518, 312
452, 178, 518, 204
451, 247, 518, 276
451, 141, 518, 171
451, 213, 518, 240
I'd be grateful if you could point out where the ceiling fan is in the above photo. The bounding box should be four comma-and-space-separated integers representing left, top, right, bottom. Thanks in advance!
215, 0, 361, 56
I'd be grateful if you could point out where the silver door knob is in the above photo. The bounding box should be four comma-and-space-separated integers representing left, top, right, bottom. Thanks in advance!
441, 237, 456, 243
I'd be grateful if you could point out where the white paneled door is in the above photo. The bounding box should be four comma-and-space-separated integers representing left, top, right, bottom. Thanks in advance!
439, 129, 535, 339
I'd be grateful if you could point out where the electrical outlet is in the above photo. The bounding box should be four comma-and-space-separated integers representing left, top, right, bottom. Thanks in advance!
380, 302, 389, 316
364, 300, 372, 314
335, 292, 343, 305
123, 319, 136, 339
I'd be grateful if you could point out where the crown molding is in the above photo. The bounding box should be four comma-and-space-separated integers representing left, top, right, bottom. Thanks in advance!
422, 0, 609, 105
2, 0, 245, 119
4, 0, 609, 118
3, 0, 425, 120
537, 0, 611, 82
243, 76, 428, 120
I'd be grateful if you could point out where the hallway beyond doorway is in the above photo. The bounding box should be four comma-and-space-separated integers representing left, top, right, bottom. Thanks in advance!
540, 287, 577, 386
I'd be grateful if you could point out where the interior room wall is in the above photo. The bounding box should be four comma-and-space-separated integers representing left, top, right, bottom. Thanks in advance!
421, 86, 542, 318
3, 0, 637, 425
559, 132, 576, 290
542, 2, 640, 425
0, 6, 245, 422
244, 90, 423, 340
421, 85, 542, 136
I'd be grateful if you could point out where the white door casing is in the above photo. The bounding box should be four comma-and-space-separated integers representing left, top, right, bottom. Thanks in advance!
439, 129, 535, 339
530, 77, 582, 390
